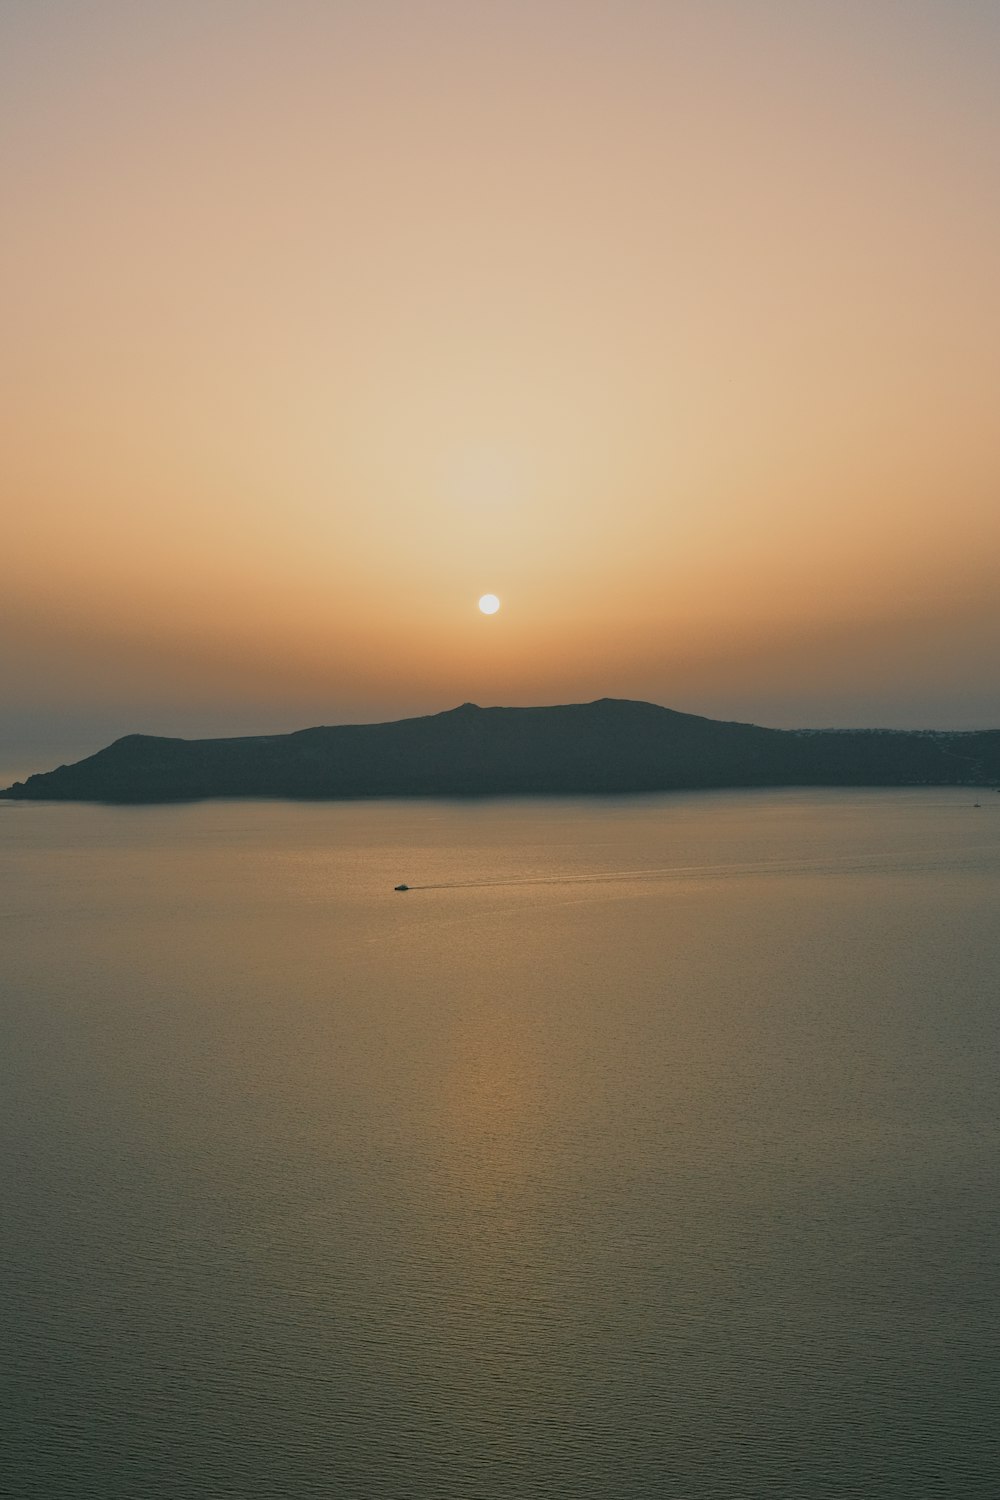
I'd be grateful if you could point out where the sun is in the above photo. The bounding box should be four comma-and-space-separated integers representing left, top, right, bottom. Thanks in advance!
478, 593, 500, 615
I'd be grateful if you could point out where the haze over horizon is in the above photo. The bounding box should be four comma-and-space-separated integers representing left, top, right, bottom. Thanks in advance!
3, 0, 999, 779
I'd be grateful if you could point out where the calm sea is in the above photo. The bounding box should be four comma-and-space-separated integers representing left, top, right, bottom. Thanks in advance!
2, 790, 999, 1498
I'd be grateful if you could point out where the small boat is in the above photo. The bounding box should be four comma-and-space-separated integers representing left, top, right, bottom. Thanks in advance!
394, 883, 410, 891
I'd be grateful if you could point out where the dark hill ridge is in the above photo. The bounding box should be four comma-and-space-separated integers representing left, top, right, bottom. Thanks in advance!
2, 698, 999, 802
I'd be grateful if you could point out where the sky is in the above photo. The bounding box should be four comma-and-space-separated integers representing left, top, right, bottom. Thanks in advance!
3, 0, 999, 778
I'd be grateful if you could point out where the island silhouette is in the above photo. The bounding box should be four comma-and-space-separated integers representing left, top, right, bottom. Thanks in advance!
2, 698, 998, 804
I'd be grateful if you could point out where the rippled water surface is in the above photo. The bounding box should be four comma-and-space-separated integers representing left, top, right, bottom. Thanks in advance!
2, 789, 999, 1497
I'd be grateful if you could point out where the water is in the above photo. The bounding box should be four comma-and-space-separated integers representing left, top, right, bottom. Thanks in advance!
2, 789, 999, 1497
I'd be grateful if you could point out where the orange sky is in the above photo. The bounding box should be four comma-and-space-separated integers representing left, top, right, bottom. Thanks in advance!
3, 1, 999, 774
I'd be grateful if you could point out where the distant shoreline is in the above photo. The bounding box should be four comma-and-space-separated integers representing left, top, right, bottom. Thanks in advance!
3, 698, 998, 805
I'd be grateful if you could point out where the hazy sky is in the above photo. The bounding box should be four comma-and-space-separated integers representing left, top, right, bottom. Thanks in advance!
3, 0, 999, 775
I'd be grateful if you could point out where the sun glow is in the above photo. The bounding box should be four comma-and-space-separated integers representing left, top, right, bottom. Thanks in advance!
478, 594, 500, 615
